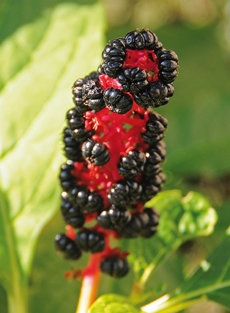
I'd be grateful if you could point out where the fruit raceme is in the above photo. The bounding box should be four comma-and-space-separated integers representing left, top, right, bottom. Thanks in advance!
55, 29, 178, 278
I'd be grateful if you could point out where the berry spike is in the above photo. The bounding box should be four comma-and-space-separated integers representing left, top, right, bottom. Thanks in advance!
55, 29, 178, 288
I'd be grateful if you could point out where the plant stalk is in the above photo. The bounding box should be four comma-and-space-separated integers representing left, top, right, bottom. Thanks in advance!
75, 255, 101, 313
7, 280, 28, 313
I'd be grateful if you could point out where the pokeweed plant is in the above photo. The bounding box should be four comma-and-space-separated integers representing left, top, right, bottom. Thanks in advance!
0, 2, 229, 313
54, 27, 229, 313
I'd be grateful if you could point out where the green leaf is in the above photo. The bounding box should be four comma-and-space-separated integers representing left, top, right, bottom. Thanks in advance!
89, 294, 141, 313
0, 0, 105, 308
141, 232, 230, 312
121, 190, 217, 286
223, 0, 230, 53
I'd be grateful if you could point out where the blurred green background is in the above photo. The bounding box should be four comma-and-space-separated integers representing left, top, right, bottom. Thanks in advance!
0, 0, 230, 312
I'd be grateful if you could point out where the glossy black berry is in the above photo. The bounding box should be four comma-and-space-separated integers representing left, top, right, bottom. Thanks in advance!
70, 186, 90, 208
55, 233, 81, 260
97, 206, 131, 229
82, 80, 105, 112
141, 183, 160, 202
142, 132, 164, 146
108, 181, 129, 207
61, 192, 85, 228
127, 149, 146, 170
71, 127, 93, 143
101, 38, 126, 78
66, 108, 85, 130
63, 128, 82, 162
65, 106, 93, 143
143, 171, 166, 187
145, 142, 166, 165
86, 191, 104, 213
118, 155, 139, 179
103, 88, 133, 114
121, 209, 159, 238
134, 87, 152, 109
59, 160, 75, 191
117, 67, 149, 93
142, 113, 167, 146
147, 112, 168, 132
76, 229, 105, 253
143, 163, 162, 178
81, 139, 110, 166
139, 208, 159, 238
100, 257, 129, 278
140, 29, 159, 50
157, 48, 179, 84
125, 30, 145, 49
149, 81, 168, 107
127, 180, 143, 202
85, 71, 98, 81
121, 213, 144, 238
124, 29, 161, 50
134, 81, 170, 109
72, 79, 90, 113
69, 186, 103, 213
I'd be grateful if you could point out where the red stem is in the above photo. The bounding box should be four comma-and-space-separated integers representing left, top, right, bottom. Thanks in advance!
75, 254, 101, 313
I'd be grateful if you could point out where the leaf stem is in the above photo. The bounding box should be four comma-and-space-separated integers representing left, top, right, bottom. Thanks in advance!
141, 295, 202, 313
8, 281, 28, 313
75, 254, 101, 313
0, 194, 28, 313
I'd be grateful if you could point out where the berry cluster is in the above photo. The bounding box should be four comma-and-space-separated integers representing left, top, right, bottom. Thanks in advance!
55, 29, 178, 278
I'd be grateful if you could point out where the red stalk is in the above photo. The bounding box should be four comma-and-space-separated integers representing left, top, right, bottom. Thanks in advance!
75, 254, 101, 313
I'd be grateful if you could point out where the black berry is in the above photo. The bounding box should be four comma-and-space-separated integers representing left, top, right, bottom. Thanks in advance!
82, 80, 105, 112
81, 139, 110, 166
76, 229, 105, 253
134, 81, 170, 109
108, 181, 129, 207
86, 191, 104, 213
117, 67, 149, 93
55, 233, 81, 260
139, 208, 159, 238
118, 155, 139, 179
70, 186, 90, 208
59, 160, 75, 191
100, 257, 129, 278
72, 79, 90, 113
103, 88, 133, 114
61, 192, 85, 228
97, 206, 131, 230
126, 180, 143, 202
101, 38, 126, 78
63, 128, 82, 162
157, 48, 179, 84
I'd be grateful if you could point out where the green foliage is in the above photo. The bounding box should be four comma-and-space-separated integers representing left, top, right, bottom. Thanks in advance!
89, 294, 141, 313
0, 0, 105, 312
91, 219, 230, 313
157, 26, 230, 177
120, 190, 217, 284
0, 3, 228, 312
223, 0, 230, 53
140, 233, 230, 313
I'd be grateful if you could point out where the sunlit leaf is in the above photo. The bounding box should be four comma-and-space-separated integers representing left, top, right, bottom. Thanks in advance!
120, 190, 217, 284
89, 294, 141, 313
0, 0, 105, 303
